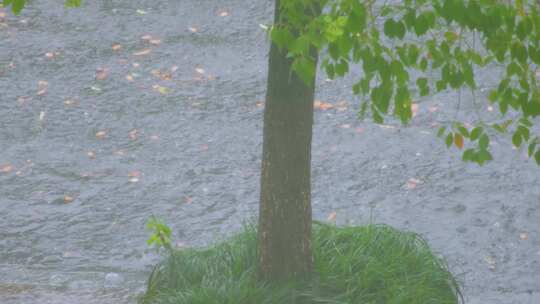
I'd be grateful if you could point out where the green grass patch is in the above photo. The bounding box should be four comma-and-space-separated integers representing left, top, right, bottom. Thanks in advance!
140, 222, 461, 304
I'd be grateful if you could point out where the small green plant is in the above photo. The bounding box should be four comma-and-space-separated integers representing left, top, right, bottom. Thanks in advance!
146, 216, 173, 252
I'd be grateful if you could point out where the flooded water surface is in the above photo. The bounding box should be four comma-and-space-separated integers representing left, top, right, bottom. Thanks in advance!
1, 1, 539, 303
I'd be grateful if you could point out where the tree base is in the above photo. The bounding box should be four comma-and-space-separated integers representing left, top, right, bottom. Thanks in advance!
140, 222, 461, 304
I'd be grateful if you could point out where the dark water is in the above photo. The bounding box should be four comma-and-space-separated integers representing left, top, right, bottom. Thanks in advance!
1, 1, 539, 303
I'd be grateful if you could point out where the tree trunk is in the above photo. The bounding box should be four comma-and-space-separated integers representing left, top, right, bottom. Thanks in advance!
258, 0, 318, 281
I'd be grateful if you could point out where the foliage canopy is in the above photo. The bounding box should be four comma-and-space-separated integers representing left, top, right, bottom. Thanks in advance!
272, 0, 540, 165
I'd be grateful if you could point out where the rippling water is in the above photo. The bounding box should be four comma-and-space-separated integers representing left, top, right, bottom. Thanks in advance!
1, 1, 539, 303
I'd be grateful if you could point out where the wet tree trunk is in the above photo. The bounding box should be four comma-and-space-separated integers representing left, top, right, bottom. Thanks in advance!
258, 0, 318, 281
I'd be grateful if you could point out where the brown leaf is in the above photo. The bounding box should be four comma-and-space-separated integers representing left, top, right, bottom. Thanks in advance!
406, 178, 422, 189
112, 44, 122, 51
454, 133, 464, 149
125, 74, 134, 82
37, 81, 48, 96
188, 27, 198, 33
87, 151, 96, 159
95, 68, 108, 80
149, 39, 161, 45
0, 164, 13, 173
133, 49, 151, 56
219, 10, 229, 17
195, 67, 205, 75
128, 129, 138, 140
128, 170, 141, 183
411, 103, 419, 117
63, 195, 74, 204
95, 131, 107, 139
519, 232, 529, 240
314, 100, 333, 110
141, 34, 153, 41
327, 211, 337, 222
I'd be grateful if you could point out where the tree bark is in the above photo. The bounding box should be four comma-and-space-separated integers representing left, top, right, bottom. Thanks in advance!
258, 0, 318, 281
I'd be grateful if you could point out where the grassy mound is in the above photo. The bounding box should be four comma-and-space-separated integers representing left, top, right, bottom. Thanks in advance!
140, 222, 461, 304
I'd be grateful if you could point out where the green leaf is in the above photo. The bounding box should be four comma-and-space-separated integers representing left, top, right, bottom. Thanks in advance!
437, 126, 446, 138
478, 149, 493, 165
11, 0, 25, 14
470, 127, 483, 141
457, 125, 469, 138
528, 141, 537, 157
270, 27, 294, 50
292, 57, 316, 86
462, 148, 475, 162
512, 130, 523, 147
416, 77, 429, 96
65, 0, 81, 7
511, 41, 528, 63
535, 150, 540, 165
414, 12, 433, 36
383, 19, 405, 39
445, 132, 454, 148
479, 134, 490, 150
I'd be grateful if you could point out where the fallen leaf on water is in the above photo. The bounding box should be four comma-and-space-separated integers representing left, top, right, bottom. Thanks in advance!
39, 111, 45, 121
128, 129, 138, 140
411, 103, 419, 117
0, 10, 6, 19
406, 178, 422, 189
95, 131, 107, 139
0, 164, 13, 173
45, 52, 55, 58
150, 134, 160, 141
255, 101, 264, 108
151, 69, 172, 80
484, 256, 496, 270
188, 27, 198, 33
339, 124, 351, 129
379, 124, 396, 130
141, 34, 152, 41
133, 49, 151, 56
170, 65, 179, 72
195, 67, 205, 75
132, 62, 140, 68
520, 232, 529, 240
336, 100, 348, 111
95, 68, 108, 80
64, 99, 76, 106
314, 100, 333, 110
152, 84, 170, 95
125, 74, 134, 82
37, 81, 48, 96
428, 106, 438, 113
112, 44, 122, 51
136, 9, 148, 15
63, 195, 74, 204
327, 211, 337, 222
128, 170, 141, 183
87, 151, 96, 159
149, 39, 161, 45
113, 149, 126, 156
219, 10, 229, 17
487, 105, 494, 112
